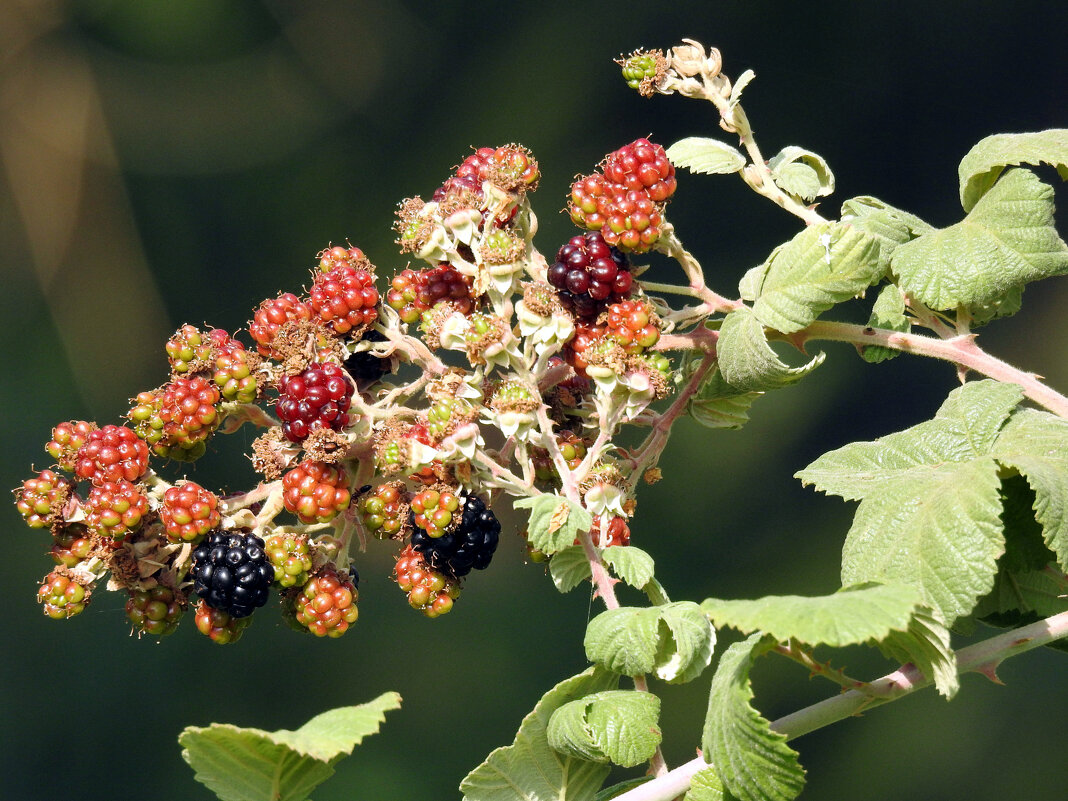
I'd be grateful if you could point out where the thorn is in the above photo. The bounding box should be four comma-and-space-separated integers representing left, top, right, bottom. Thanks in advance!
976, 660, 1005, 685
956, 363, 969, 384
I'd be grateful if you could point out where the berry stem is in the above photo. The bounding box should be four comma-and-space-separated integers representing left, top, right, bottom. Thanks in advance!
219, 481, 276, 514
655, 226, 743, 315
773, 639, 872, 691
611, 610, 1068, 801
795, 320, 1068, 419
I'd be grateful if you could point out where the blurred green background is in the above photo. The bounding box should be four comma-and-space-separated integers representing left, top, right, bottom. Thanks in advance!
2, 1, 1065, 799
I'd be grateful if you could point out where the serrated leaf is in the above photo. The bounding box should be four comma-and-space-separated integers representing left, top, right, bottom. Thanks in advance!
975, 565, 1068, 621
701, 583, 923, 647
667, 137, 747, 175
685, 767, 726, 801
548, 691, 661, 769
959, 129, 1068, 211
840, 196, 934, 250
550, 545, 592, 593
768, 146, 835, 202
585, 606, 663, 676
179, 692, 401, 801
891, 168, 1068, 311
860, 284, 910, 363
602, 545, 655, 590
654, 601, 716, 684
703, 634, 805, 801
689, 367, 763, 430
841, 457, 1005, 625
517, 495, 592, 556
751, 222, 885, 333
992, 408, 1068, 568
797, 380, 1023, 500
460, 667, 619, 801
880, 607, 958, 698
717, 307, 824, 392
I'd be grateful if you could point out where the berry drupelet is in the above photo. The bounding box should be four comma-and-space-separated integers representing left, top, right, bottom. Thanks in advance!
547, 232, 633, 320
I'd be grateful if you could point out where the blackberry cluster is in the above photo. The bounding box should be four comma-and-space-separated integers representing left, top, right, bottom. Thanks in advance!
547, 233, 633, 320
411, 494, 500, 579
190, 531, 274, 619
276, 362, 354, 443
344, 329, 391, 385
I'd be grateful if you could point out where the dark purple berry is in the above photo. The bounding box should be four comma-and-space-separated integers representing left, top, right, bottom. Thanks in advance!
276, 362, 355, 443
549, 232, 632, 321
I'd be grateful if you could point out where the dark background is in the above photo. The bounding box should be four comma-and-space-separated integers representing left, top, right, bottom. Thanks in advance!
2, 1, 1066, 799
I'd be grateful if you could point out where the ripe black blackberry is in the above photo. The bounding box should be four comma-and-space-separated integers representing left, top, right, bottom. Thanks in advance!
410, 494, 500, 579
343, 329, 392, 385
275, 362, 354, 443
547, 232, 633, 320
190, 531, 275, 618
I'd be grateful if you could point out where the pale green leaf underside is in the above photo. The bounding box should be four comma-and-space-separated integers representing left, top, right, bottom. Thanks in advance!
550, 546, 593, 593
840, 196, 934, 251
861, 284, 909, 364
959, 129, 1068, 211
602, 545, 655, 591
517, 495, 592, 556
840, 457, 1005, 625
667, 137, 747, 175
548, 691, 661, 769
975, 564, 1068, 619
879, 606, 959, 698
797, 380, 1023, 500
685, 767, 726, 801
891, 168, 1068, 311
992, 408, 1068, 568
768, 146, 835, 201
460, 667, 619, 801
751, 221, 884, 334
689, 366, 763, 430
654, 601, 716, 684
703, 634, 805, 801
701, 583, 923, 648
179, 692, 402, 801
584, 603, 714, 684
718, 307, 824, 392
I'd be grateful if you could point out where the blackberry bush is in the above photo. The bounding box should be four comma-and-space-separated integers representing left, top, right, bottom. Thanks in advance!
13, 34, 1068, 801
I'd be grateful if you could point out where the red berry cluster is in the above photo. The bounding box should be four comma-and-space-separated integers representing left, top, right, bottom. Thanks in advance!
386, 264, 475, 324
410, 487, 462, 538
249, 292, 314, 358
282, 460, 352, 524
569, 137, 676, 252
126, 586, 184, 637
159, 481, 220, 543
275, 362, 355, 443
606, 298, 661, 353
74, 424, 150, 486
290, 566, 359, 637
394, 544, 461, 618
46, 420, 97, 471
548, 232, 633, 321
308, 263, 380, 336
85, 480, 151, 541
359, 482, 410, 539
15, 469, 73, 529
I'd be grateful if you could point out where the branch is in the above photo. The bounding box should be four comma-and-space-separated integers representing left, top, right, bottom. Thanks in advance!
613, 610, 1068, 801
797, 320, 1068, 419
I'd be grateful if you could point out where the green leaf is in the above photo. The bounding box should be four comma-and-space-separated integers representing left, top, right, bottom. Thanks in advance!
602, 546, 655, 590
767, 146, 835, 202
584, 603, 714, 683
685, 767, 726, 801
548, 691, 661, 769
880, 606, 958, 698
992, 408, 1068, 568
585, 607, 663, 676
667, 137, 747, 175
860, 284, 909, 364
460, 667, 619, 801
703, 634, 805, 801
179, 692, 401, 801
840, 196, 934, 252
689, 367, 763, 430
701, 583, 924, 648
840, 457, 1004, 626
728, 69, 756, 109
750, 221, 885, 333
654, 601, 716, 684
797, 380, 1023, 501
516, 495, 593, 556
550, 546, 593, 593
891, 168, 1068, 311
717, 307, 824, 392
958, 129, 1068, 211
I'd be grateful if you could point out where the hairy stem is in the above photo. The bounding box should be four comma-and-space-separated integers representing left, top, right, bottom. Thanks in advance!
613, 611, 1068, 801
797, 320, 1068, 419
